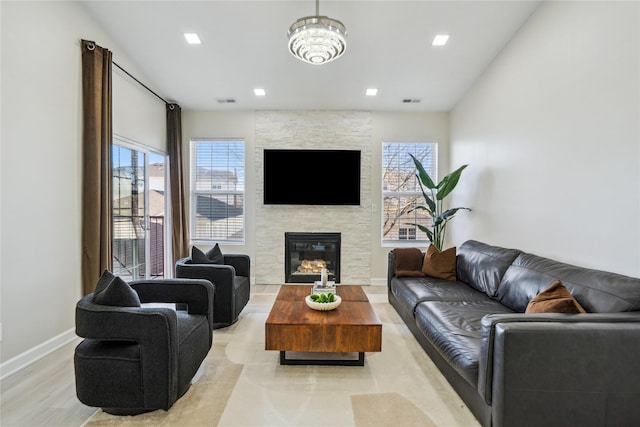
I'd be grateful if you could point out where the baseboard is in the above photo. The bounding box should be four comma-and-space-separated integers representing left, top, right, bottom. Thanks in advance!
370, 277, 387, 286
0, 328, 77, 381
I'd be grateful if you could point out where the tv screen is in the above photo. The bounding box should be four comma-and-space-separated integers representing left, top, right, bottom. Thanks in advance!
263, 149, 361, 205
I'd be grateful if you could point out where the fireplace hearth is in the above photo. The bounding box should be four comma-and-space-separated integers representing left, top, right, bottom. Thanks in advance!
285, 232, 341, 283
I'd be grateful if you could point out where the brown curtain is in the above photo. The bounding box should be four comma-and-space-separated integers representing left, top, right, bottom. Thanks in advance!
167, 103, 190, 263
81, 39, 113, 295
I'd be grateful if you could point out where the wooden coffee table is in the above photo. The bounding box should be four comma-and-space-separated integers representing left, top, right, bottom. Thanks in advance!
265, 285, 382, 366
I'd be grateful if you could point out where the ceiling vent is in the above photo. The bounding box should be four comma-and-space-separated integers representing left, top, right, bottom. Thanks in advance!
217, 98, 236, 104
402, 98, 421, 104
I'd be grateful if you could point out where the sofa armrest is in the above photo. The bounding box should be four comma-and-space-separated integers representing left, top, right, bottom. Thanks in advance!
387, 251, 396, 286
478, 313, 640, 426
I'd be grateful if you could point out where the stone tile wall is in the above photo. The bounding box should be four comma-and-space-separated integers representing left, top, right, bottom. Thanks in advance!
255, 111, 372, 284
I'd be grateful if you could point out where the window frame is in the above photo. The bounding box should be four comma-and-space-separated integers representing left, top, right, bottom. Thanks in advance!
190, 138, 246, 244
381, 141, 438, 247
112, 135, 170, 279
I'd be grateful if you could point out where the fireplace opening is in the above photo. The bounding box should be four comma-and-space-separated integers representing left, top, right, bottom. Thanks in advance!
285, 232, 341, 283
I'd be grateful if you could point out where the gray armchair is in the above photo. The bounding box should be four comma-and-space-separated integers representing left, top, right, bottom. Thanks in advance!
175, 254, 250, 328
74, 276, 214, 415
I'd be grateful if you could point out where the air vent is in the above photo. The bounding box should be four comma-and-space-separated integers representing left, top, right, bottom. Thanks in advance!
217, 98, 236, 104
402, 98, 421, 104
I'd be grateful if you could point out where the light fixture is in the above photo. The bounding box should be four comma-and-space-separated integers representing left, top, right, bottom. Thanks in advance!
184, 33, 202, 44
254, 88, 266, 96
365, 88, 378, 96
432, 34, 450, 47
287, 0, 347, 65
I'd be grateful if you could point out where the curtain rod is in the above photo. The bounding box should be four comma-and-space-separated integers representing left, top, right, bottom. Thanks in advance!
112, 60, 172, 107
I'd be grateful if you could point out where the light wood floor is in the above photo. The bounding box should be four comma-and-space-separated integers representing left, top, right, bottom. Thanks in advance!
0, 284, 390, 427
0, 338, 96, 427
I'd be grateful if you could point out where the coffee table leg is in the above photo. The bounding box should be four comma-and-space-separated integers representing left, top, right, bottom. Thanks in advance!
279, 351, 365, 366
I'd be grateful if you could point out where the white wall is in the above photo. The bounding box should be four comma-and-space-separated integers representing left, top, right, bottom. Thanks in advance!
450, 1, 640, 277
181, 111, 257, 265
370, 111, 449, 281
183, 110, 449, 284
0, 1, 165, 371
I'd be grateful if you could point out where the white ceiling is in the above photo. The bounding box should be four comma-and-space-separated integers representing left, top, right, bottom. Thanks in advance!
81, 0, 541, 112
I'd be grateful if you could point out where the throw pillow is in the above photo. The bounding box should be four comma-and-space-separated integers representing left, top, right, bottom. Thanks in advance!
191, 244, 224, 264
393, 248, 425, 277
206, 243, 224, 264
422, 244, 457, 281
191, 246, 214, 264
525, 280, 586, 314
92, 273, 141, 307
94, 269, 115, 294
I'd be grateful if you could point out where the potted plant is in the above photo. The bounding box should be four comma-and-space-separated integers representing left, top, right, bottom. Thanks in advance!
409, 154, 470, 251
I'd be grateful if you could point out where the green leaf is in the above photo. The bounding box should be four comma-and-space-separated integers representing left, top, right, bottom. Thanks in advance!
436, 207, 471, 222
409, 154, 437, 189
436, 164, 468, 201
413, 223, 433, 241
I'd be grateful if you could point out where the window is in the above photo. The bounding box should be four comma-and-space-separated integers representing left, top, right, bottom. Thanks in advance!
398, 227, 416, 240
112, 141, 168, 280
190, 139, 245, 243
382, 142, 437, 245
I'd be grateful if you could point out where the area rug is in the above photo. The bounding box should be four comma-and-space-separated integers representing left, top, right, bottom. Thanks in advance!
83, 288, 479, 427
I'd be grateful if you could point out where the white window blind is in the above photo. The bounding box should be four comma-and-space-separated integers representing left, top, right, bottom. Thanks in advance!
190, 139, 245, 242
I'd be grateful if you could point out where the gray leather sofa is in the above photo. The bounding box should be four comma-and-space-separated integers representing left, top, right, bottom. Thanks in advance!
388, 240, 640, 427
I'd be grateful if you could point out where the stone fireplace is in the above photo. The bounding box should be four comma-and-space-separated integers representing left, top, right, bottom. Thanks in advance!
284, 232, 341, 283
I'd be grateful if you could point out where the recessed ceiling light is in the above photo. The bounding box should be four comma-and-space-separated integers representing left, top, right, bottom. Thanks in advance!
432, 34, 450, 46
365, 88, 378, 96
254, 88, 266, 96
184, 33, 202, 44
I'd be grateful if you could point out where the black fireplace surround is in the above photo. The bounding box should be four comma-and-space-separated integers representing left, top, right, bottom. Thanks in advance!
285, 232, 341, 283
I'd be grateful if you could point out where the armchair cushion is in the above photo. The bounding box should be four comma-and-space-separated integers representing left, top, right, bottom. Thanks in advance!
92, 271, 140, 307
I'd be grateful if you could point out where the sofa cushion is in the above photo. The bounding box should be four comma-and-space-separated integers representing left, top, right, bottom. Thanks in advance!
93, 274, 141, 307
393, 248, 426, 277
497, 253, 640, 313
456, 240, 522, 298
526, 280, 586, 313
415, 300, 515, 387
422, 245, 456, 281
390, 276, 492, 316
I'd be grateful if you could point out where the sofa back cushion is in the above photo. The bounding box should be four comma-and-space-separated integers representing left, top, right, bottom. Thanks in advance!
456, 240, 522, 298
497, 253, 640, 313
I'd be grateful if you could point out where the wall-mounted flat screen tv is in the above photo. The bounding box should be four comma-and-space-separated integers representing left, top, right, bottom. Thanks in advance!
263, 149, 361, 205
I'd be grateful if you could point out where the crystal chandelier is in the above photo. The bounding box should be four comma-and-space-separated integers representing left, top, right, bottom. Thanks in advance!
287, 0, 347, 65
